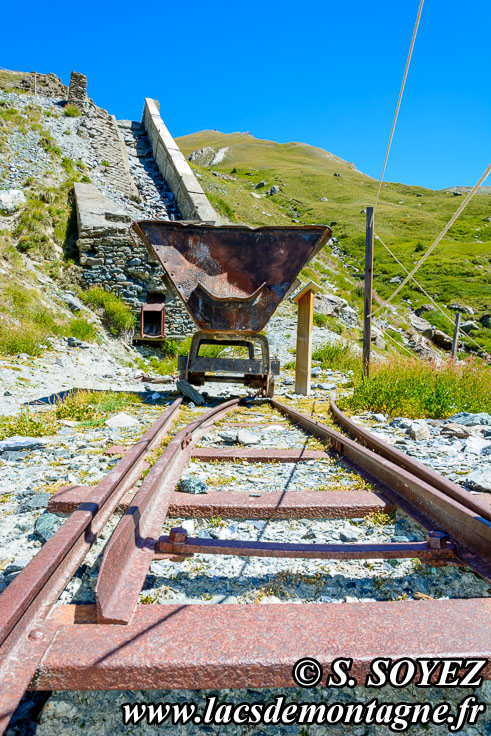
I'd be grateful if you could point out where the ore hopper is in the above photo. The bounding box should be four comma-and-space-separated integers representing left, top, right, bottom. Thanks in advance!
132, 221, 331, 395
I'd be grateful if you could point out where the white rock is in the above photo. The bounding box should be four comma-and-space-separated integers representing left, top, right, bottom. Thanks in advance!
463, 436, 491, 455
104, 412, 139, 428
465, 465, 491, 492
0, 189, 26, 213
409, 421, 430, 441
0, 436, 48, 453
236, 429, 260, 446
181, 520, 195, 535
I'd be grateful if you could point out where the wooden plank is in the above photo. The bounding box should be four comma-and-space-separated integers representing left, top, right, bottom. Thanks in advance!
295, 289, 315, 395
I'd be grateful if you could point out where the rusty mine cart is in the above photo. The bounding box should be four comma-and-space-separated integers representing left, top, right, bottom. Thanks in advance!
132, 221, 331, 396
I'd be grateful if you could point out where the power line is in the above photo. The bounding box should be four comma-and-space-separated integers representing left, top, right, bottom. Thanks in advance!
374, 0, 425, 211
371, 161, 491, 316
374, 232, 490, 357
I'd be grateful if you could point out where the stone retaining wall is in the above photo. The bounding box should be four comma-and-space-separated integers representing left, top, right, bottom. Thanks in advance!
75, 182, 194, 337
141, 98, 218, 222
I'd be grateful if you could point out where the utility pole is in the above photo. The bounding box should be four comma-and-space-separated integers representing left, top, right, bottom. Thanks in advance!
451, 312, 461, 359
363, 206, 374, 377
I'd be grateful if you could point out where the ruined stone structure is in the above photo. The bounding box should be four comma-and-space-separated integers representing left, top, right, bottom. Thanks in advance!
77, 108, 141, 202
67, 71, 88, 110
73, 80, 218, 341
75, 183, 194, 338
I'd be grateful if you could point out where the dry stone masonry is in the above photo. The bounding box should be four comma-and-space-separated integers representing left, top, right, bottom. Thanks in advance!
67, 71, 88, 110
75, 182, 194, 337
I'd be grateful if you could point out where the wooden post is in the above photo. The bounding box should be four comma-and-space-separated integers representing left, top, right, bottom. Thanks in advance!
451, 312, 461, 359
363, 206, 374, 377
293, 281, 320, 396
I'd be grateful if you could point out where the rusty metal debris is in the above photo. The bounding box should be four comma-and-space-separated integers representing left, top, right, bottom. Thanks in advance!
1, 397, 490, 732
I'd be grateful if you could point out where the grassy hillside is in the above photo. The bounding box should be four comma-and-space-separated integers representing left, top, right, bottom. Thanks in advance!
177, 131, 491, 353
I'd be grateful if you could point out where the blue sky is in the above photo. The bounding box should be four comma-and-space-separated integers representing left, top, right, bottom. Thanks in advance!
3, 0, 490, 189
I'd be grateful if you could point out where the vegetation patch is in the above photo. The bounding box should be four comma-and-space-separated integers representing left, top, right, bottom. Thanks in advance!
343, 356, 491, 418
55, 390, 142, 423
312, 342, 361, 372
63, 105, 81, 118
0, 408, 58, 441
80, 287, 136, 336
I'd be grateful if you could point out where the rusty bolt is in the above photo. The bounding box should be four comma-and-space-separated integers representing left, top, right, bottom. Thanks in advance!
27, 629, 44, 641
169, 527, 188, 544
427, 531, 449, 549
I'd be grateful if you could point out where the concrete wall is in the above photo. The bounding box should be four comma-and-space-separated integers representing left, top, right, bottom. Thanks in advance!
142, 98, 218, 222
75, 182, 194, 338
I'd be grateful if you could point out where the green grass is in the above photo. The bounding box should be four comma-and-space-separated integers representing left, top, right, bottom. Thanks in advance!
63, 104, 81, 118
342, 356, 491, 418
0, 408, 58, 441
0, 391, 143, 441
54, 390, 142, 423
176, 130, 491, 354
312, 342, 361, 372
68, 317, 97, 342
80, 287, 136, 336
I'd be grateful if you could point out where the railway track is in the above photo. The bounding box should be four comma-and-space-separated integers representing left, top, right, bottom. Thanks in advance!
0, 395, 490, 732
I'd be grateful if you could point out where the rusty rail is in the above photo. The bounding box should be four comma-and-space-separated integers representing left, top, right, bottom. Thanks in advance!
95, 398, 241, 624
0, 399, 182, 732
271, 399, 491, 579
1, 394, 490, 732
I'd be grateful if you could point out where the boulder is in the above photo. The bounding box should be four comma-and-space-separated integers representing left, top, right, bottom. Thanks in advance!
448, 303, 474, 315
176, 379, 205, 406
314, 293, 348, 316
409, 420, 430, 441
339, 305, 358, 327
415, 304, 433, 316
340, 526, 361, 542
0, 189, 26, 213
35, 513, 63, 542
460, 320, 479, 333
431, 329, 453, 350
464, 465, 491, 493
464, 436, 491, 455
440, 423, 474, 439
480, 314, 491, 328
410, 314, 433, 333
104, 412, 139, 429
236, 429, 260, 446
255, 180, 266, 189
0, 436, 48, 454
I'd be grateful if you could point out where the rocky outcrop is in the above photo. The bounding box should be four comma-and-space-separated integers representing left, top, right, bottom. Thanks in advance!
314, 292, 358, 327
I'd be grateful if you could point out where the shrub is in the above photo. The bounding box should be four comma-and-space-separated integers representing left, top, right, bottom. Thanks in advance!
344, 356, 491, 419
101, 160, 110, 167
80, 287, 136, 336
64, 104, 81, 118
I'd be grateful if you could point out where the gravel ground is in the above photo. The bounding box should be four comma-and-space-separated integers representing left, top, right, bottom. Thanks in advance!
2, 372, 490, 735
